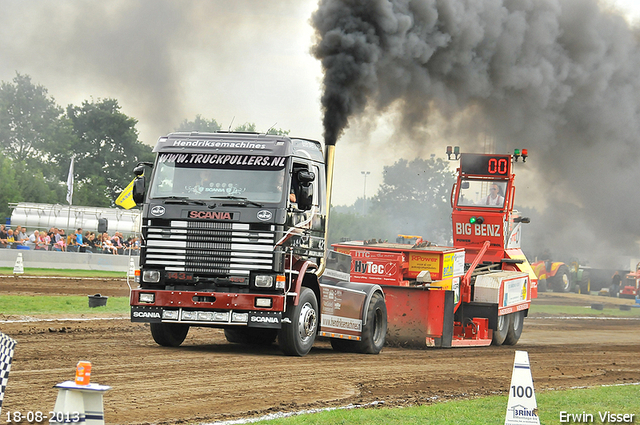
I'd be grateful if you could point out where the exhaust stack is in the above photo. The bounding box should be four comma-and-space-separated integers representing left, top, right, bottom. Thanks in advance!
315, 143, 336, 277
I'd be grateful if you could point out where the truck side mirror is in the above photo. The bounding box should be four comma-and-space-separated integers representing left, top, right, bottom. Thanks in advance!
132, 176, 146, 204
296, 170, 315, 210
133, 165, 145, 176
297, 170, 315, 186
297, 184, 313, 211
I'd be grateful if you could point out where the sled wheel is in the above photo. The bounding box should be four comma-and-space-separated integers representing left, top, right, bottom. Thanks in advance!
150, 323, 190, 347
224, 328, 278, 345
492, 313, 509, 346
504, 310, 525, 345
279, 287, 318, 356
552, 265, 572, 292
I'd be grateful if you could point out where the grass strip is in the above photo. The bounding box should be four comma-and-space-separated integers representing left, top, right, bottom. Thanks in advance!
0, 295, 130, 315
529, 303, 640, 317
0, 267, 127, 278
249, 385, 639, 425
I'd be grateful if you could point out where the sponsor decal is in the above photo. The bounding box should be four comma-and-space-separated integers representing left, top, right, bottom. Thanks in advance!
257, 210, 273, 221
455, 222, 502, 237
321, 314, 362, 332
158, 153, 286, 170
503, 277, 529, 307
170, 140, 268, 149
150, 205, 166, 216
188, 211, 235, 220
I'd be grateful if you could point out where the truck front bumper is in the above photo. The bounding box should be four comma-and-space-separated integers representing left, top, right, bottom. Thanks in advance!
130, 289, 285, 328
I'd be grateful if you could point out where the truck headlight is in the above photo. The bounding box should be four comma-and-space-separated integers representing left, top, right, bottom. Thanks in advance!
163, 310, 179, 320
182, 311, 197, 320
254, 275, 274, 288
232, 312, 248, 322
143, 270, 161, 283
255, 298, 272, 308
139, 293, 155, 303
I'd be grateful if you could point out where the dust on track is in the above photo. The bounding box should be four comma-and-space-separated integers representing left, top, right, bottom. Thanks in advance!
1, 277, 639, 425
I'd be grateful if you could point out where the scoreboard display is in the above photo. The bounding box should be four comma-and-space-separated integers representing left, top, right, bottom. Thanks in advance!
460, 153, 511, 177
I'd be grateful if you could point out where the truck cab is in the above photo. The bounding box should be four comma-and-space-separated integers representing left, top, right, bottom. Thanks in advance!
130, 133, 327, 353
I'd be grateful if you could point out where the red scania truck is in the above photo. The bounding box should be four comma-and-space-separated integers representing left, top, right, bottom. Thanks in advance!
129, 133, 386, 356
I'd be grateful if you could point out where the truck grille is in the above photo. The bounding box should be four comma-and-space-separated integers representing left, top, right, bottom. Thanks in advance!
143, 220, 275, 276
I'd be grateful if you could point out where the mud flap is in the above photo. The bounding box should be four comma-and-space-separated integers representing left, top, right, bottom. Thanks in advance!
383, 286, 454, 348
131, 305, 163, 323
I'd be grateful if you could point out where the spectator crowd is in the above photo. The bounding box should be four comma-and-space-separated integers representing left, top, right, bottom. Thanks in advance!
0, 224, 139, 255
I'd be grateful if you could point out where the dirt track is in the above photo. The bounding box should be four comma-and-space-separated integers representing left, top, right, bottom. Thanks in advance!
1, 276, 639, 424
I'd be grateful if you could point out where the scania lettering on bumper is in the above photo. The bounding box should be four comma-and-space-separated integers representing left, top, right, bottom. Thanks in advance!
131, 305, 281, 327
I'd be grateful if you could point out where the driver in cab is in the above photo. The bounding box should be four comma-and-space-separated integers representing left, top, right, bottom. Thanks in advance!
483, 183, 504, 206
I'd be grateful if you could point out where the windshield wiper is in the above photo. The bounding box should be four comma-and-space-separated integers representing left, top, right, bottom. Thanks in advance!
210, 196, 263, 207
153, 196, 207, 206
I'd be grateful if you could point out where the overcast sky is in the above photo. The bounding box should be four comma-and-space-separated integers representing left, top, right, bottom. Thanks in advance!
1, 0, 639, 211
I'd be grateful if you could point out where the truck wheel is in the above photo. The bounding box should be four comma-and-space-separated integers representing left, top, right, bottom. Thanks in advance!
552, 265, 571, 292
492, 314, 508, 346
504, 311, 524, 345
224, 328, 278, 345
279, 287, 318, 356
150, 323, 190, 347
331, 292, 387, 354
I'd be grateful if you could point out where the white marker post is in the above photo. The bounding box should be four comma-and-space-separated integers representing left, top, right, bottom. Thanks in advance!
505, 350, 540, 425
12, 253, 24, 275
50, 381, 111, 425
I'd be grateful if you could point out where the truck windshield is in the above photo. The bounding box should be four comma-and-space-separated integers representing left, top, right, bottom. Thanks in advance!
148, 153, 287, 203
457, 179, 507, 208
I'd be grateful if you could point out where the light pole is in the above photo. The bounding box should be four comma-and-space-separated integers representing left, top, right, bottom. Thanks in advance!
361, 171, 370, 215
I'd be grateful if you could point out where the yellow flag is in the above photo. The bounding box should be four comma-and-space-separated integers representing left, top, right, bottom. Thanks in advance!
115, 178, 137, 209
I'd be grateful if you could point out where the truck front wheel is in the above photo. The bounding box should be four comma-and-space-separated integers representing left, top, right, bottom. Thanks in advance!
150, 323, 190, 347
279, 287, 318, 356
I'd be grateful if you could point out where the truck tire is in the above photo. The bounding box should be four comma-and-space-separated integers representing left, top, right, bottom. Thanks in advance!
504, 311, 524, 345
279, 287, 318, 356
357, 292, 387, 354
330, 292, 387, 354
150, 323, 190, 347
492, 313, 509, 346
552, 265, 572, 292
224, 328, 278, 345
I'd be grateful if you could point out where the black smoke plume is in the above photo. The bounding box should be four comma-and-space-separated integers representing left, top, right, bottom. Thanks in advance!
312, 0, 640, 266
